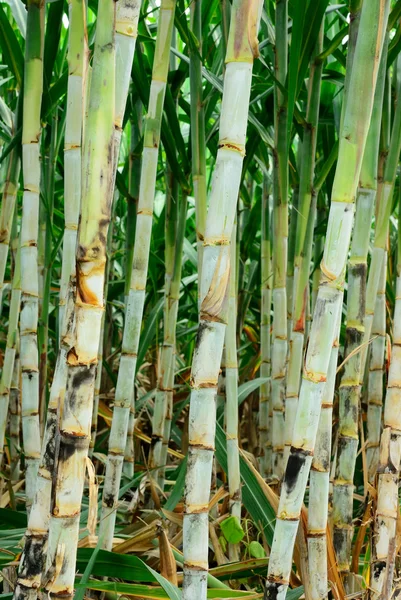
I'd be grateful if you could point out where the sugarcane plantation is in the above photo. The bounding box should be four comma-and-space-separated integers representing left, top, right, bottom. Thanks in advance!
1, 0, 401, 599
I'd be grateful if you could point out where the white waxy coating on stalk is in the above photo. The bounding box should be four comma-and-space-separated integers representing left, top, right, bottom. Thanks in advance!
225, 223, 241, 561
370, 272, 401, 598
21, 36, 44, 506
366, 252, 386, 480
265, 2, 389, 594
183, 1, 262, 591
307, 306, 341, 600
0, 154, 20, 313
99, 0, 173, 550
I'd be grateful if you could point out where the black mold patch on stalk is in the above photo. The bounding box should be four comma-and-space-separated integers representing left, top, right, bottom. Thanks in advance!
18, 536, 46, 578
373, 561, 386, 581
284, 448, 308, 494
345, 326, 363, 350
58, 434, 87, 463
41, 412, 58, 472
264, 581, 280, 600
195, 321, 213, 348
103, 494, 115, 508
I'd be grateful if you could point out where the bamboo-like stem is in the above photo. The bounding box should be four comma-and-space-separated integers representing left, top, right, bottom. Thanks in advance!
59, 0, 87, 333
182, 2, 262, 596
0, 148, 20, 314
122, 103, 143, 477
44, 3, 116, 597
360, 49, 401, 379
307, 306, 341, 600
259, 177, 272, 479
366, 254, 386, 481
9, 341, 21, 484
0, 242, 21, 466
158, 192, 188, 487
370, 194, 401, 600
20, 0, 45, 509
38, 113, 58, 431
332, 42, 387, 576
89, 197, 116, 457
226, 222, 241, 562
271, 0, 288, 480
265, 2, 389, 597
190, 0, 207, 289
284, 28, 323, 468
14, 281, 76, 600
151, 171, 178, 488
98, 0, 173, 551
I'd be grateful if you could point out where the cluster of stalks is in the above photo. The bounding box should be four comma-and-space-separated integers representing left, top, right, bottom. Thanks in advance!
2, 1, 401, 600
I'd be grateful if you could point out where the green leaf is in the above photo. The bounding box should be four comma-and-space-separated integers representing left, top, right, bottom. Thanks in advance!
164, 456, 187, 511
220, 516, 245, 544
136, 296, 164, 373
248, 541, 266, 559
0, 2, 24, 87
215, 423, 276, 545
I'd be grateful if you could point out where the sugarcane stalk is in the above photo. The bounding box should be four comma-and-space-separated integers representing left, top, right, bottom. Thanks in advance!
360, 46, 401, 379
366, 254, 387, 481
307, 305, 341, 600
284, 27, 323, 468
370, 191, 401, 600
89, 195, 116, 457
151, 170, 178, 488
265, 2, 389, 597
183, 1, 262, 596
271, 0, 288, 480
59, 0, 87, 332
9, 341, 21, 484
225, 222, 241, 562
158, 192, 188, 488
98, 0, 174, 551
259, 176, 272, 479
190, 0, 207, 289
0, 148, 20, 315
20, 0, 45, 509
0, 242, 21, 467
38, 113, 58, 432
332, 42, 388, 575
43, 3, 116, 597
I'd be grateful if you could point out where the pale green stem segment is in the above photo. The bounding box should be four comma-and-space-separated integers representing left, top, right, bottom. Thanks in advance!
158, 192, 188, 487
284, 27, 323, 469
9, 340, 21, 484
151, 171, 178, 485
0, 243, 21, 466
360, 46, 401, 378
59, 0, 87, 331
307, 306, 341, 600
225, 222, 241, 562
122, 102, 143, 477
13, 2, 87, 598
259, 177, 272, 479
0, 148, 20, 315
44, 3, 116, 598
333, 42, 388, 573
271, 0, 288, 481
370, 192, 401, 600
99, 0, 175, 551
20, 0, 45, 510
190, 0, 207, 292
182, 2, 262, 597
366, 253, 386, 481
265, 2, 389, 598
